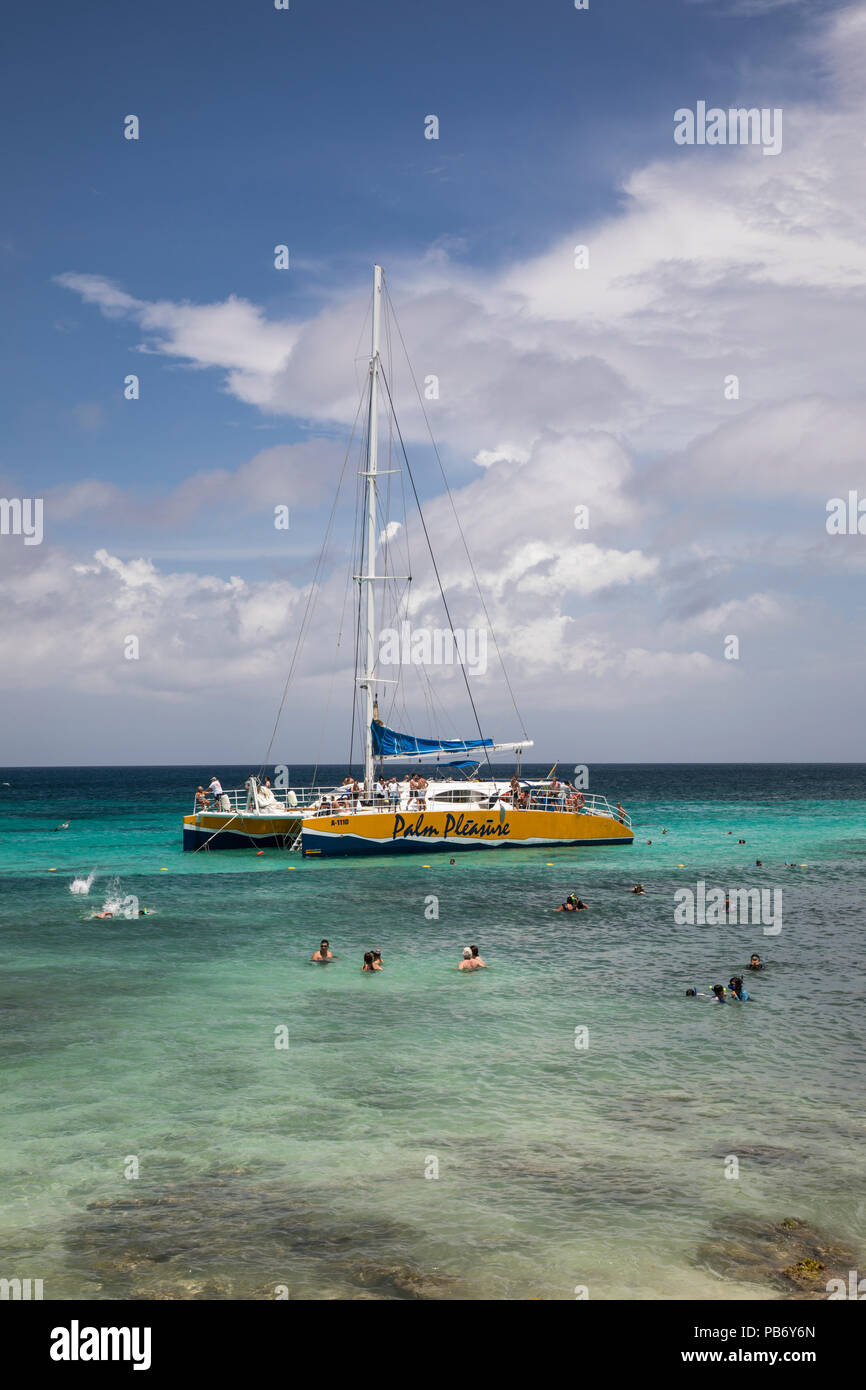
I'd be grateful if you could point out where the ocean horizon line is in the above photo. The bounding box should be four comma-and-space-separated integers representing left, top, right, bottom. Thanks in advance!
2, 761, 866, 771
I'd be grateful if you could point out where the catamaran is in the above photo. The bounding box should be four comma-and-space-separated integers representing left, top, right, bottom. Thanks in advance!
182, 265, 634, 857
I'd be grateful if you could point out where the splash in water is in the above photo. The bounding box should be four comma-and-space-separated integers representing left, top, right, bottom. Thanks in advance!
94, 877, 142, 919
69, 871, 96, 896
101, 876, 125, 914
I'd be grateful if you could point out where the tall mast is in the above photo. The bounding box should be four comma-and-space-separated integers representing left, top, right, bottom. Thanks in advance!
362, 264, 383, 790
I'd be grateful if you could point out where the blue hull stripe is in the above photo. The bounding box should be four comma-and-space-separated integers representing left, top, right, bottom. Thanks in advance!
300, 831, 632, 858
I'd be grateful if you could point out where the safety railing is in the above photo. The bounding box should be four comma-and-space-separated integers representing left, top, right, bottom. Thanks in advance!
190, 785, 632, 828
301, 788, 633, 827
190, 787, 321, 815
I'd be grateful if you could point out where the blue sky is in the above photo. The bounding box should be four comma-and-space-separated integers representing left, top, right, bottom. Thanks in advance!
1, 0, 834, 500
1, 0, 864, 764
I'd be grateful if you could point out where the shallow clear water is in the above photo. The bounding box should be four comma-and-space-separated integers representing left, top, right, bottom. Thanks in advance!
1, 764, 864, 1300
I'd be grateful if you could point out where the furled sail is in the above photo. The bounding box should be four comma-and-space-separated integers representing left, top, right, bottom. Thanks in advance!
371, 720, 532, 764
372, 721, 494, 759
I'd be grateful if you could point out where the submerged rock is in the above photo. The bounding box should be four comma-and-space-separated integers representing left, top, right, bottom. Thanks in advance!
348, 1262, 457, 1300
65, 1174, 446, 1300
696, 1216, 859, 1298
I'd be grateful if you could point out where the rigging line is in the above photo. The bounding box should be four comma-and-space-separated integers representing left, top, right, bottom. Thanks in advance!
352, 287, 375, 403
311, 545, 356, 788
349, 552, 363, 773
348, 410, 372, 776
383, 283, 529, 741
315, 431, 367, 786
353, 322, 382, 769
258, 380, 367, 776
379, 364, 495, 780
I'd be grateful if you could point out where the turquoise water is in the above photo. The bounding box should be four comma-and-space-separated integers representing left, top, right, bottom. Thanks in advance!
1, 765, 864, 1300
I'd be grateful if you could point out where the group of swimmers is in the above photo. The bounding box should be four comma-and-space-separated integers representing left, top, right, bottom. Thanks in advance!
685, 954, 764, 1003
91, 908, 154, 919
310, 938, 487, 973
555, 883, 647, 912
311, 939, 385, 971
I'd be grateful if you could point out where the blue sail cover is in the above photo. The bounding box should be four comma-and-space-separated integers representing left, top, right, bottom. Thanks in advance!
372, 721, 493, 760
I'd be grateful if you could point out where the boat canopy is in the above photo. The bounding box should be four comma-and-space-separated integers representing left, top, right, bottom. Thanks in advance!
371, 720, 532, 764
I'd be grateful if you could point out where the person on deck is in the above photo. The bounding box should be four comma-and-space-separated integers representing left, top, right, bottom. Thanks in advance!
208, 776, 229, 812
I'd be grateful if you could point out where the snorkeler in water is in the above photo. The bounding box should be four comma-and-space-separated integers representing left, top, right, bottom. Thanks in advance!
747, 953, 763, 972
710, 984, 728, 1003
728, 976, 750, 1000
556, 893, 588, 911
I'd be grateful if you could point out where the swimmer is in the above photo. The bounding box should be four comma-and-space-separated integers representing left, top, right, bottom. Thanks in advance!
728, 976, 750, 1001
685, 987, 711, 998
470, 944, 488, 967
449, 858, 455, 865
646, 840, 652, 845
458, 947, 479, 972
556, 893, 588, 911
371, 949, 384, 968
92, 911, 113, 919
738, 839, 746, 845
755, 859, 763, 867
710, 984, 727, 1003
311, 939, 334, 962
631, 884, 646, 895
662, 829, 667, 834
361, 951, 381, 972
747, 953, 763, 972
55, 822, 70, 831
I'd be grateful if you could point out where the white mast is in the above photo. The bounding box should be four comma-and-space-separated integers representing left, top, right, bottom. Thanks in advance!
362, 264, 383, 792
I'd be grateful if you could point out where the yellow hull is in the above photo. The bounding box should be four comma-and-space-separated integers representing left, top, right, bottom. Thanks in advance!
300, 807, 633, 857
182, 812, 302, 850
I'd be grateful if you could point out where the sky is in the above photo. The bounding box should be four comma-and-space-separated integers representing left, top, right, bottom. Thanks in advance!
1, 0, 864, 766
